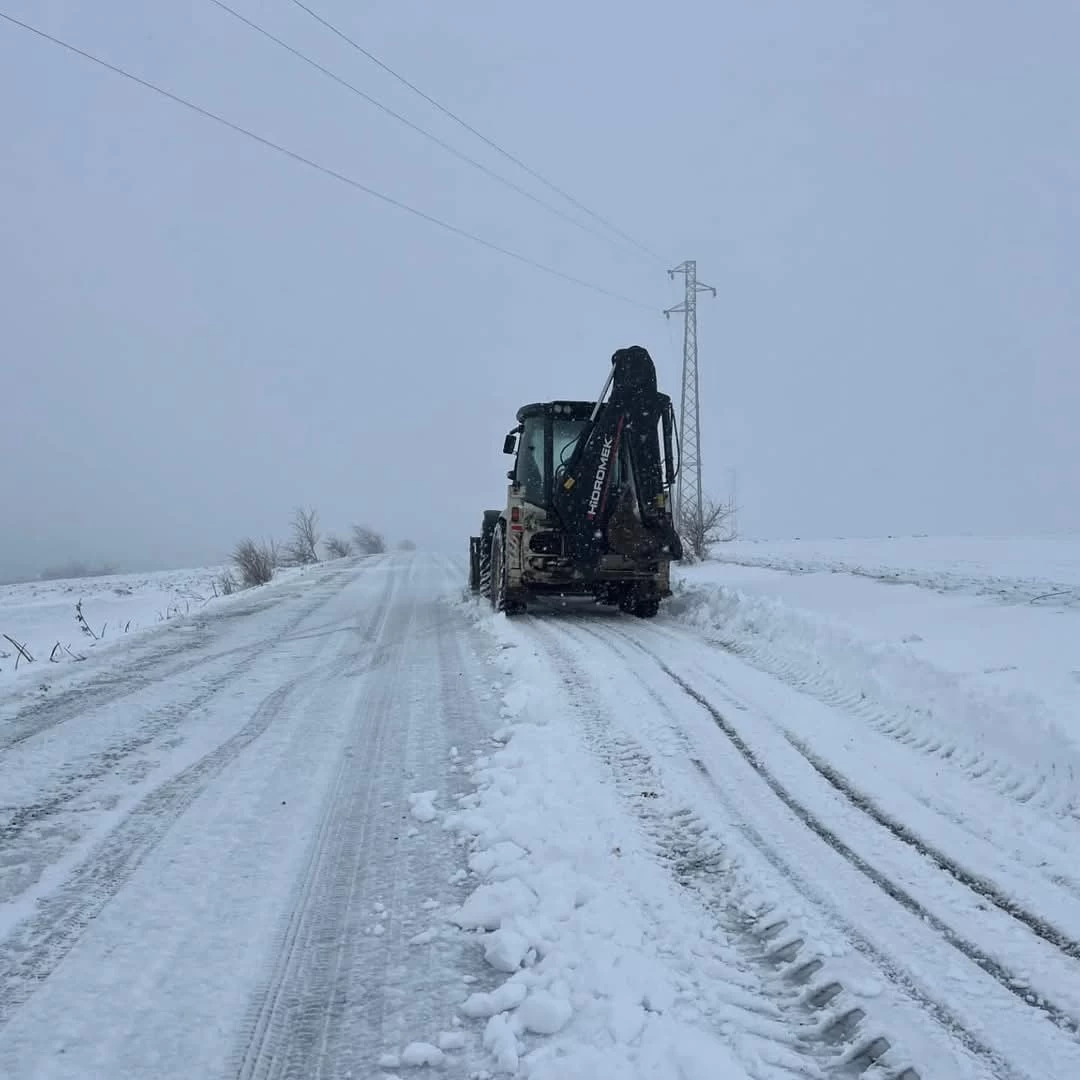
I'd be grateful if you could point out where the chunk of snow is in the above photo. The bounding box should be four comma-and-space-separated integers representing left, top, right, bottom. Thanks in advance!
408, 791, 438, 823
517, 991, 572, 1035
461, 979, 527, 1018
454, 879, 536, 931
483, 927, 529, 972
399, 1041, 444, 1067
482, 1014, 519, 1073
436, 1030, 466, 1051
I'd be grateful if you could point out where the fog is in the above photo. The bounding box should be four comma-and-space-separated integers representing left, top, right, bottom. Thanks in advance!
2, 1, 1077, 581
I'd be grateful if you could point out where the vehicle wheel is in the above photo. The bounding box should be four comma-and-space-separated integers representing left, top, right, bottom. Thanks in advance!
490, 526, 506, 612
632, 597, 660, 619
491, 526, 526, 615
468, 538, 480, 593
479, 536, 493, 598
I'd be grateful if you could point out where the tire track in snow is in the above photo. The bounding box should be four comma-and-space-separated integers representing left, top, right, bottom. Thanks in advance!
0, 672, 314, 1026
232, 565, 490, 1079
656, 659, 1080, 1033
230, 570, 402, 1080
565, 619, 1080, 1067
610, 624, 1080, 967
0, 566, 380, 1026
695, 624, 1070, 815
639, 617, 1080, 902
0, 567, 362, 907
645, 615, 1080, 895
539, 615, 1080, 1080
775, 724, 1080, 961
0, 567, 354, 754
526, 619, 952, 1080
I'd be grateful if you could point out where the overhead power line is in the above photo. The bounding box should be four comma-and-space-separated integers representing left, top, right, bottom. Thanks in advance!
0, 10, 657, 312
207, 0, 646, 263
288, 0, 667, 265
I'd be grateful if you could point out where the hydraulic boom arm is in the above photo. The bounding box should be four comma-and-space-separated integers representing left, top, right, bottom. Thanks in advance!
552, 346, 683, 568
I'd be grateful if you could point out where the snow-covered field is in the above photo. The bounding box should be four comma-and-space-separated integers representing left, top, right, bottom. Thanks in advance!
1, 541, 1078, 1079
0, 565, 234, 685
0, 563, 338, 693
710, 533, 1080, 607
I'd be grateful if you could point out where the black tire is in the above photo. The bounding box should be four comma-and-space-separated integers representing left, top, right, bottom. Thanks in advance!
490, 525, 526, 615
632, 597, 660, 619
490, 525, 507, 612
479, 536, 493, 599
468, 537, 481, 593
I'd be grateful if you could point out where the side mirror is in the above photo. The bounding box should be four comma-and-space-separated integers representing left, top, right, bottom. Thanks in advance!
502, 433, 517, 455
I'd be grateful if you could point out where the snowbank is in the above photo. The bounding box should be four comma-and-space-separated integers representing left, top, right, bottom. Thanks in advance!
670, 561, 1080, 814
442, 606, 758, 1079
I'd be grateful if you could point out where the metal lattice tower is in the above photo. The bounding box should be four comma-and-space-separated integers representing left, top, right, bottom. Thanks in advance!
664, 260, 715, 540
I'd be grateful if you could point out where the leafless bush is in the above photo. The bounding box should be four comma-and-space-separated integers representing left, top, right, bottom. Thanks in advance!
218, 570, 238, 595
679, 497, 738, 562
75, 599, 101, 640
324, 535, 352, 559
232, 538, 277, 587
282, 506, 321, 566
351, 524, 386, 555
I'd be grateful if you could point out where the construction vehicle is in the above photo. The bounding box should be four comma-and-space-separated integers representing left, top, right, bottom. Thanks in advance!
468, 345, 683, 617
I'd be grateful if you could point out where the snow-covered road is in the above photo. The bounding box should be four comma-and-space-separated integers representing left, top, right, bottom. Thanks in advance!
2, 552, 1078, 1079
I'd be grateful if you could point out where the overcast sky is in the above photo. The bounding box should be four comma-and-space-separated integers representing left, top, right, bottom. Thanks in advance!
2, 0, 1077, 580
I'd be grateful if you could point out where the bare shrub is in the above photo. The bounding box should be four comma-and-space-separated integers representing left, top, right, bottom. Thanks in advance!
232, 538, 276, 587
680, 497, 738, 562
324, 535, 352, 559
283, 506, 321, 566
218, 570, 238, 595
74, 599, 100, 640
351, 525, 386, 555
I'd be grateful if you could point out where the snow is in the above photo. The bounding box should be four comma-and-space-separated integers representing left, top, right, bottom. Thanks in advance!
482, 927, 530, 972
451, 535, 1080, 1079
673, 543, 1080, 798
443, 612, 766, 1079
0, 565, 233, 681
409, 789, 439, 822
460, 981, 528, 1020
399, 1041, 445, 1066
711, 532, 1080, 606
5, 545, 1080, 1079
0, 560, 323, 694
517, 991, 573, 1034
